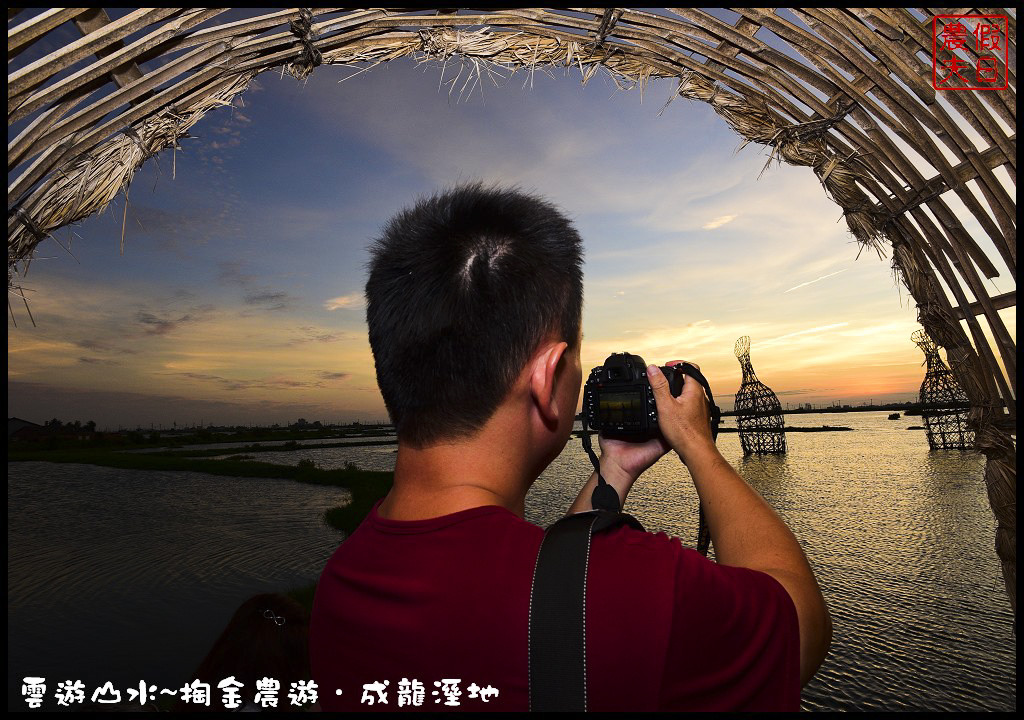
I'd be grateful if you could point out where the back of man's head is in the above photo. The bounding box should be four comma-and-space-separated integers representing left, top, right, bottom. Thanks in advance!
366, 183, 584, 447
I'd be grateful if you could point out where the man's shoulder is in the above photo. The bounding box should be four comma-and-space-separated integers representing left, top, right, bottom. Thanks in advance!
585, 522, 800, 711
589, 522, 690, 567
326, 502, 544, 572
588, 522, 790, 601
352, 502, 541, 537
584, 524, 694, 605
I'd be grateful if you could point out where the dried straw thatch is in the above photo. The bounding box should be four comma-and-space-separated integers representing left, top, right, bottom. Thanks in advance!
7, 9, 1016, 615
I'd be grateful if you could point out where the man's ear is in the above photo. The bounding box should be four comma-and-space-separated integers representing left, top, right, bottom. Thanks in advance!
529, 340, 569, 428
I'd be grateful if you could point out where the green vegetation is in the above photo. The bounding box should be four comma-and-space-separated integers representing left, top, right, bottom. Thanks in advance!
7, 446, 392, 537
147, 438, 398, 459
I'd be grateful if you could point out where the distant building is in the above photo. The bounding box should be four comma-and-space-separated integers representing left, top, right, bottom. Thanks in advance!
8, 417, 98, 442
803, 403, 813, 411
8, 417, 42, 439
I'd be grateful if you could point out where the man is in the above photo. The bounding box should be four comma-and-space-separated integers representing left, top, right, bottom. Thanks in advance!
310, 184, 831, 711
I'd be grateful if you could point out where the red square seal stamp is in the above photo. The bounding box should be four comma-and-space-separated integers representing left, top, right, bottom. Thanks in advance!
932, 15, 1009, 90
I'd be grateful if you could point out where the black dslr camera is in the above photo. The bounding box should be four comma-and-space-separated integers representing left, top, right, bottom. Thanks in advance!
582, 353, 686, 439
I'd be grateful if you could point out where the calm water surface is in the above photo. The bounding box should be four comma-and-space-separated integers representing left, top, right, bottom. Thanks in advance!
8, 413, 1016, 710
7, 466, 350, 711
121, 433, 397, 453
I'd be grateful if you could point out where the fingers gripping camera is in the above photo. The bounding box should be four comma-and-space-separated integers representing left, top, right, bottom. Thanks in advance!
581, 353, 720, 552
582, 353, 687, 439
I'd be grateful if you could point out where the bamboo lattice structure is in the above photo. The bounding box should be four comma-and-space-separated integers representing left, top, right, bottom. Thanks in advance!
912, 329, 976, 450
733, 336, 787, 455
7, 8, 1016, 615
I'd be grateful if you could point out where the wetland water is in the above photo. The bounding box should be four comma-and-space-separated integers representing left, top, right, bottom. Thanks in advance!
7, 413, 1016, 711
7, 466, 350, 711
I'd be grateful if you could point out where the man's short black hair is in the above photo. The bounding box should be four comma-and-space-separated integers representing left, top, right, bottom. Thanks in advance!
365, 183, 584, 447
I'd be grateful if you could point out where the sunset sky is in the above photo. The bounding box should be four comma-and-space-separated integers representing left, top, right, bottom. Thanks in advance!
7, 26, 1015, 430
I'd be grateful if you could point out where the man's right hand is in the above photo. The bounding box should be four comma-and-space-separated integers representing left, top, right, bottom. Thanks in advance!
646, 362, 717, 465
647, 360, 832, 687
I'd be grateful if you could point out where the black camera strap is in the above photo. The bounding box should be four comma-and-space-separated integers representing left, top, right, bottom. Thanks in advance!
528, 509, 643, 712
579, 413, 620, 512
527, 364, 722, 712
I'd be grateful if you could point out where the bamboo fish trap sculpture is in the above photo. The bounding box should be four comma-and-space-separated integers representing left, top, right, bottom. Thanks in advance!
913, 329, 976, 451
733, 336, 787, 455
7, 8, 1016, 617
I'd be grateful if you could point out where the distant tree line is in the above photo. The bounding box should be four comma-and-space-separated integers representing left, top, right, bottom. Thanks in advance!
44, 418, 97, 432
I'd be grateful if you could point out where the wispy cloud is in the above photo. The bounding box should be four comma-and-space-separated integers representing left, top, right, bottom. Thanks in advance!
195, 97, 254, 175
243, 291, 293, 311
209, 137, 242, 150
217, 260, 256, 288
126, 202, 240, 253
219, 260, 297, 311
75, 339, 138, 355
78, 356, 123, 366
783, 269, 848, 293
282, 326, 348, 346
702, 214, 737, 230
318, 371, 351, 381
173, 372, 325, 392
135, 312, 181, 336
135, 306, 213, 336
244, 292, 289, 305
759, 322, 850, 347
774, 387, 833, 396
325, 293, 363, 310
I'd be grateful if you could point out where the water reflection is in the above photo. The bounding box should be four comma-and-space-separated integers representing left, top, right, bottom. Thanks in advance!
737, 453, 794, 509
7, 413, 1016, 711
7, 463, 349, 711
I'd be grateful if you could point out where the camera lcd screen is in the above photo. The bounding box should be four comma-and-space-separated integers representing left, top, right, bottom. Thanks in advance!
598, 391, 643, 424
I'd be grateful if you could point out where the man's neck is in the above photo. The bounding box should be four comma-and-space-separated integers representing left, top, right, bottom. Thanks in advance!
377, 414, 541, 521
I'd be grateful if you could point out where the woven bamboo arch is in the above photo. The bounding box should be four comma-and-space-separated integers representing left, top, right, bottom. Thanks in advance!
7, 9, 1016, 615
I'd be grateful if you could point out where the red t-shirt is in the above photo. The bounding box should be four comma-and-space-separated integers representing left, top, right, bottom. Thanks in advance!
310, 502, 799, 711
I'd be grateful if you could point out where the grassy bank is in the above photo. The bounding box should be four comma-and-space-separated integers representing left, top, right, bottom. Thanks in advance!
150, 438, 398, 458
9, 447, 389, 670
7, 447, 392, 537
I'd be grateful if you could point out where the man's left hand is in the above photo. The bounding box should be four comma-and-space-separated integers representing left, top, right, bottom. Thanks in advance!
598, 433, 671, 484
565, 434, 671, 515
